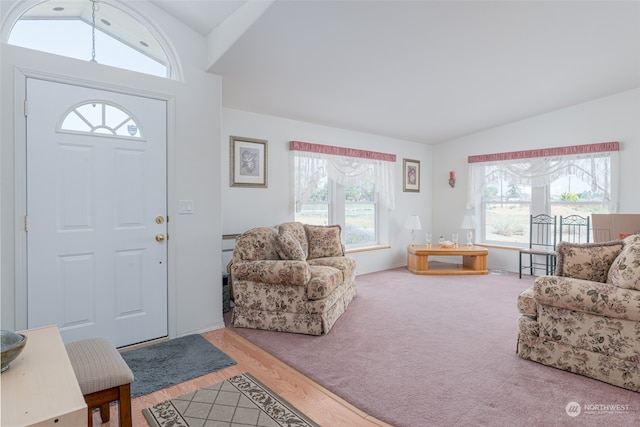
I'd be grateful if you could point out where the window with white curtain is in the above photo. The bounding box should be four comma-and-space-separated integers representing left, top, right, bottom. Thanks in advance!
466, 142, 619, 245
290, 141, 396, 248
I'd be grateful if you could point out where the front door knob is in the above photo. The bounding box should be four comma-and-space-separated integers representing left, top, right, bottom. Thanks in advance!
155, 233, 165, 242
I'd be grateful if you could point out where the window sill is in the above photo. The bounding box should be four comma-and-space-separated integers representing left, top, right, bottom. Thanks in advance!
345, 245, 391, 254
475, 243, 522, 251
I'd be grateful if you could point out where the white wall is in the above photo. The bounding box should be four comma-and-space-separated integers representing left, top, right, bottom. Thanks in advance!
1, 1, 224, 337
221, 108, 433, 275
432, 88, 640, 272
3, 1, 637, 336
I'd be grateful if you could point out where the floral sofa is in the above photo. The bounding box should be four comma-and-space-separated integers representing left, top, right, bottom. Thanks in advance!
228, 222, 357, 335
517, 235, 640, 392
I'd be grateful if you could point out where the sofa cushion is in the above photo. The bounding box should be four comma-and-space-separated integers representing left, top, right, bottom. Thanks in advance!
607, 243, 640, 290
278, 222, 309, 259
307, 256, 356, 273
307, 266, 343, 300
555, 240, 623, 282
275, 231, 306, 261
305, 224, 344, 259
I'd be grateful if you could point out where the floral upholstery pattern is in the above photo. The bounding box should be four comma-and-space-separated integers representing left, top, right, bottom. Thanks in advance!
533, 276, 640, 322
232, 281, 357, 335
555, 240, 623, 282
231, 260, 311, 286
307, 256, 356, 280
230, 222, 356, 335
232, 227, 281, 262
278, 222, 309, 259
537, 304, 640, 361
623, 234, 640, 246
517, 315, 539, 337
517, 239, 640, 392
307, 266, 343, 300
517, 287, 536, 317
607, 243, 640, 291
517, 327, 640, 392
304, 224, 345, 259
275, 232, 306, 261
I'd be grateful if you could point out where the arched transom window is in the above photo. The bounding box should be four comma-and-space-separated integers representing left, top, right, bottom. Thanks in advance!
6, 0, 175, 79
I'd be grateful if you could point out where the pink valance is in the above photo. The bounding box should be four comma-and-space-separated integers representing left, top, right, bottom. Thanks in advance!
290, 140, 396, 162
468, 141, 619, 163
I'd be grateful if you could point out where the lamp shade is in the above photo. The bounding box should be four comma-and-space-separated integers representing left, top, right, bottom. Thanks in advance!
405, 215, 422, 230
460, 215, 476, 229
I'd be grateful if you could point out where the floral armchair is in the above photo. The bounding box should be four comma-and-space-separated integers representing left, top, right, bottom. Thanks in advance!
516, 235, 640, 392
228, 222, 357, 335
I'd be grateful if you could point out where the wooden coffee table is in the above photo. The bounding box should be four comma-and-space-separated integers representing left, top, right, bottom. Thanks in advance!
407, 244, 489, 275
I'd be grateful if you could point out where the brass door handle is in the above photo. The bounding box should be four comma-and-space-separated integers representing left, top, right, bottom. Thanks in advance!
155, 233, 165, 242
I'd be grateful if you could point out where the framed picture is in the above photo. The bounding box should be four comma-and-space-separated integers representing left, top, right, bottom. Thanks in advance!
403, 158, 420, 192
230, 136, 268, 188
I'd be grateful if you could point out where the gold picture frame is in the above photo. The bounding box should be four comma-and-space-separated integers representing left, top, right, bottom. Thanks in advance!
403, 158, 420, 192
230, 136, 268, 188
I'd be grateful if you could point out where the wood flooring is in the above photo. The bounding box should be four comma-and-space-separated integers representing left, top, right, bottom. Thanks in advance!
99, 328, 391, 426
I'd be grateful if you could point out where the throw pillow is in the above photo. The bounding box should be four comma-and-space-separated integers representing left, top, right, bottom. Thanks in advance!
278, 222, 309, 259
305, 224, 344, 259
555, 241, 623, 282
275, 231, 306, 261
607, 243, 640, 290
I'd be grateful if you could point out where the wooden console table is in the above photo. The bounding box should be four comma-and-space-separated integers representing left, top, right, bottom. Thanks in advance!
1, 325, 87, 427
407, 245, 489, 275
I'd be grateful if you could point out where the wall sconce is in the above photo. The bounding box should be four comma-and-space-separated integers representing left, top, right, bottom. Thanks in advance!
405, 215, 422, 246
449, 171, 456, 188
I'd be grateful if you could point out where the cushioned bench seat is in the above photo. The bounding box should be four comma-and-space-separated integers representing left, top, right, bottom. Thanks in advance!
66, 337, 134, 427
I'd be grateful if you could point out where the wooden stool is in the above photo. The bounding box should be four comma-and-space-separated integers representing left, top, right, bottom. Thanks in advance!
65, 337, 134, 427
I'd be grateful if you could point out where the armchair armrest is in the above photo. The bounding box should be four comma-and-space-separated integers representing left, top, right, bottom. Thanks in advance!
533, 275, 640, 322
231, 260, 311, 285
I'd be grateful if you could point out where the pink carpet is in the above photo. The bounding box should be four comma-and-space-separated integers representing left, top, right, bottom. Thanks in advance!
226, 267, 639, 426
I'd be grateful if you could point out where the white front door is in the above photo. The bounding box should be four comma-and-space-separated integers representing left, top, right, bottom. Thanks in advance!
26, 78, 168, 347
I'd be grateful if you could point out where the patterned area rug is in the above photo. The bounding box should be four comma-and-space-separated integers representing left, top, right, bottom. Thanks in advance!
142, 372, 319, 427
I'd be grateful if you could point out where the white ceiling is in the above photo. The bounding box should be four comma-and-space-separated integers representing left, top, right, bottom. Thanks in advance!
157, 1, 640, 144
149, 0, 247, 36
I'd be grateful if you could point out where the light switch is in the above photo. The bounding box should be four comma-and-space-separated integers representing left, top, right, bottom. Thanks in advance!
178, 200, 193, 214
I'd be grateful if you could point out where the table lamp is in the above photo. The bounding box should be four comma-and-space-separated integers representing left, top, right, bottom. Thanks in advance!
460, 214, 477, 246
405, 215, 422, 246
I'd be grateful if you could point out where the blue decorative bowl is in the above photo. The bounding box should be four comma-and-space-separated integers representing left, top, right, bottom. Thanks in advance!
1, 330, 27, 372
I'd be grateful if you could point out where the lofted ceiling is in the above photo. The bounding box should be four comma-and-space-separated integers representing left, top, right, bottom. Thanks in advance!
76, 1, 640, 144
149, 0, 247, 36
